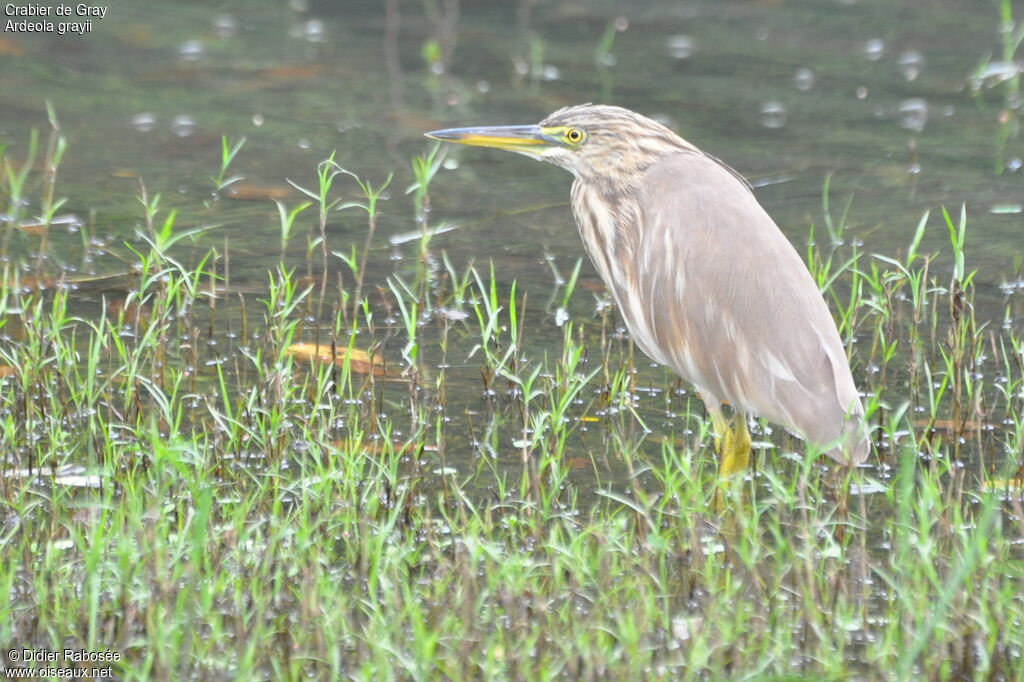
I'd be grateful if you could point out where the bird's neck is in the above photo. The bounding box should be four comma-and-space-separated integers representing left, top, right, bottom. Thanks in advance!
570, 176, 643, 305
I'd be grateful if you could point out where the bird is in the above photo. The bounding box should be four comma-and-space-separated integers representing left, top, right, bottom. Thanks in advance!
425, 104, 869, 483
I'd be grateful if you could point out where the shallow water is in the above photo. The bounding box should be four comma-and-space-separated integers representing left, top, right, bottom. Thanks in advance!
1, 0, 1022, 475
2, 0, 1021, 267
4, 4, 1024, 676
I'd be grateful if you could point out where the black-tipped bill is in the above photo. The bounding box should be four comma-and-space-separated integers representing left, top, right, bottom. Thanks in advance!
424, 125, 548, 153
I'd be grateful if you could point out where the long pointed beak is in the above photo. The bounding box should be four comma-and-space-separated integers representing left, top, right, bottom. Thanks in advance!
424, 125, 548, 154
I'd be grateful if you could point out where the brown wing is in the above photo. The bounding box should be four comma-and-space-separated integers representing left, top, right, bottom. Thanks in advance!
622, 152, 867, 464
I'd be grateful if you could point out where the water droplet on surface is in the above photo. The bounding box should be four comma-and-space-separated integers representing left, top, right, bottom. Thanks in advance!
759, 101, 786, 129
989, 203, 1023, 214
252, 113, 265, 127
665, 35, 695, 60
171, 115, 196, 137
897, 98, 928, 132
1006, 157, 1022, 172
131, 112, 157, 133
541, 65, 561, 81
442, 157, 458, 170
864, 38, 885, 61
595, 52, 617, 67
906, 162, 922, 175
614, 16, 629, 31
297, 138, 311, 150
212, 13, 238, 39
898, 50, 926, 81
297, 18, 325, 43
793, 67, 814, 91
476, 79, 490, 93
856, 86, 868, 99
179, 40, 204, 61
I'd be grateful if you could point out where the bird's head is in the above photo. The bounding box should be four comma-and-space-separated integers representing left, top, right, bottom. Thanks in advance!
426, 104, 692, 185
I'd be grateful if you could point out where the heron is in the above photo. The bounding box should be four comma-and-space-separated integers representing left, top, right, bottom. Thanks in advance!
426, 104, 869, 483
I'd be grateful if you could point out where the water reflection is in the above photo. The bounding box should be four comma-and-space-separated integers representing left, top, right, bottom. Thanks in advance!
897, 49, 926, 81
897, 98, 928, 132
793, 66, 814, 91
170, 114, 197, 137
759, 101, 786, 129
130, 112, 157, 133
864, 37, 885, 61
212, 13, 239, 39
665, 34, 696, 61
178, 39, 204, 62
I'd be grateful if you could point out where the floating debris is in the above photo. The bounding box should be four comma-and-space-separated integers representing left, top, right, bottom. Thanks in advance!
989, 203, 1023, 215
226, 183, 293, 201
982, 476, 1024, 496
14, 214, 80, 235
3, 465, 103, 488
287, 342, 401, 378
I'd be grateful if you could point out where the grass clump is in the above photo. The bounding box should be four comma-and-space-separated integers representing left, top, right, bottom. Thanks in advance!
0, 122, 1023, 680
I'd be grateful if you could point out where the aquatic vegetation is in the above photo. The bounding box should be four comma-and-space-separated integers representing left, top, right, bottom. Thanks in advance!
0, 121, 1022, 679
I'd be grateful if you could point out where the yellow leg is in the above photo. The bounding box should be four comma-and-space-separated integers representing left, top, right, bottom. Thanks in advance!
718, 414, 751, 480
709, 411, 751, 479
710, 411, 752, 509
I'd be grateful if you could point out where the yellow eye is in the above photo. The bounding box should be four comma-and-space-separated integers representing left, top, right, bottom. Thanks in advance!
566, 128, 584, 144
